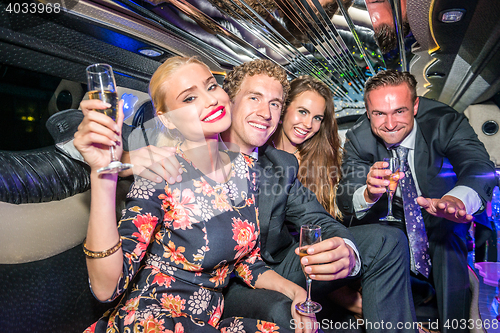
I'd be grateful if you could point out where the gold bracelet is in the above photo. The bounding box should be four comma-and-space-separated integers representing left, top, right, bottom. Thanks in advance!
83, 238, 122, 259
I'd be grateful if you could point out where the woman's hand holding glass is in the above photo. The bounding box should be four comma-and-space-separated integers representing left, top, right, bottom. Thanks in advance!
74, 99, 125, 174
85, 63, 132, 173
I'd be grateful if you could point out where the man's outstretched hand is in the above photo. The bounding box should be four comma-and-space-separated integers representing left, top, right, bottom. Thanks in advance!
417, 195, 473, 223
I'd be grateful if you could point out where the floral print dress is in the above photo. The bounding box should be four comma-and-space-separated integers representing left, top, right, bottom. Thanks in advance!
84, 150, 288, 333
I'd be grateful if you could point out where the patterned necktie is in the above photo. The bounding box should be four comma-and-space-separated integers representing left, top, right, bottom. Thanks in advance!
396, 146, 432, 278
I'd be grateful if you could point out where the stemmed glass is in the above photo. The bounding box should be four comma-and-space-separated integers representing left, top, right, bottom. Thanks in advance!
380, 157, 401, 222
86, 64, 132, 174
296, 224, 322, 314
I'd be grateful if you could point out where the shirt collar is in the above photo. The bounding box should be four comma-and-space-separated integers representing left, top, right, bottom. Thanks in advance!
384, 119, 417, 150
250, 147, 259, 160
219, 139, 259, 160
220, 139, 228, 151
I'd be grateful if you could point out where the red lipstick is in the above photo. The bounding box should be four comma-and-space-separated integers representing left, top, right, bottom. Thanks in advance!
202, 106, 226, 123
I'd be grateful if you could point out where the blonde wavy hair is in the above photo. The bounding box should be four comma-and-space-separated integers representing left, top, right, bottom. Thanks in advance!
148, 56, 211, 146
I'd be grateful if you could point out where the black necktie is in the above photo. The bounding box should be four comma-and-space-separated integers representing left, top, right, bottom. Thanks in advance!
396, 146, 432, 278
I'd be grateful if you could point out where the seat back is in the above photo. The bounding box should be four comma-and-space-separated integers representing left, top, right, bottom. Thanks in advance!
0, 145, 116, 331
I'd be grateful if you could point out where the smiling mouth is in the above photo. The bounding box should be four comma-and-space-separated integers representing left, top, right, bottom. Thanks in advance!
202, 107, 225, 122
385, 128, 401, 134
249, 122, 267, 130
294, 127, 308, 136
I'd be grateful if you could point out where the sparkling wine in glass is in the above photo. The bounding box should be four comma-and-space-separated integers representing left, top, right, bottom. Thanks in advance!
86, 64, 132, 174
380, 157, 401, 222
296, 224, 322, 314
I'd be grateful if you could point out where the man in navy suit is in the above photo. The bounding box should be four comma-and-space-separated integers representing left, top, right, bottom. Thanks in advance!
337, 69, 497, 333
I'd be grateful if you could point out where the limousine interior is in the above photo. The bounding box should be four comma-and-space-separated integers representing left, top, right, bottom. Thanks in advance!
0, 0, 499, 332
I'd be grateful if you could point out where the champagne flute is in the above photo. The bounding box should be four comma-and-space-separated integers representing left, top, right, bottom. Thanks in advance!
296, 224, 322, 314
86, 64, 132, 174
380, 157, 401, 222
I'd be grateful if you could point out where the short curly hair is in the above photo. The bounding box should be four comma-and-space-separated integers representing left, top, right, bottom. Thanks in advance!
223, 59, 290, 108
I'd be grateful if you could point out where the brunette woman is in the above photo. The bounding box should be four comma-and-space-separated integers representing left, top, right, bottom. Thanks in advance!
268, 75, 343, 218
268, 75, 363, 317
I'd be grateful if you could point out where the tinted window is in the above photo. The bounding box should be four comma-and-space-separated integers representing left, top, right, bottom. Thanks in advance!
0, 65, 84, 151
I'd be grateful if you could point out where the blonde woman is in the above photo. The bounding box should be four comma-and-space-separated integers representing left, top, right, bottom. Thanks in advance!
74, 57, 314, 332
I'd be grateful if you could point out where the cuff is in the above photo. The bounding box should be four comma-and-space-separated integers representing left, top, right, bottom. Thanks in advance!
353, 185, 375, 220
445, 186, 482, 215
343, 238, 361, 276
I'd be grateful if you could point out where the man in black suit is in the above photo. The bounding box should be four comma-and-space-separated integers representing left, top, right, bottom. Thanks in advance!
122, 60, 417, 332
337, 69, 497, 333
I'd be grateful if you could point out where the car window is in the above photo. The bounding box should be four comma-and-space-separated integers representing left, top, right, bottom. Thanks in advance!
0, 64, 85, 151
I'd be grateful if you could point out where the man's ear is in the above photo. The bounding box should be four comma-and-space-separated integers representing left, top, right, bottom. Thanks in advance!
157, 111, 176, 130
413, 97, 419, 116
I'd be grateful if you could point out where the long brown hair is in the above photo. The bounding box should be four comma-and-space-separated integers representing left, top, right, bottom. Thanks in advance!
270, 75, 343, 218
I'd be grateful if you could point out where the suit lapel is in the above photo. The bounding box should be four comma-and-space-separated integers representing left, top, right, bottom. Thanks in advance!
256, 147, 275, 243
377, 141, 391, 160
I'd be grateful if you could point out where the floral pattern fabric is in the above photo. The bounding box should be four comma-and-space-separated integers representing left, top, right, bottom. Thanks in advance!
84, 150, 287, 333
